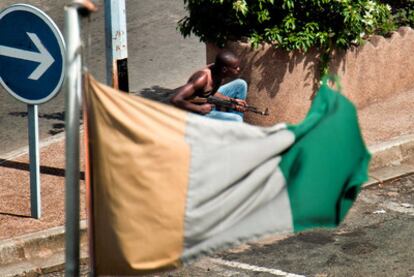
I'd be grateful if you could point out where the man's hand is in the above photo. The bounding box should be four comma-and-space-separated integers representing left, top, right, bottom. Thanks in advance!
232, 98, 247, 112
199, 103, 214, 114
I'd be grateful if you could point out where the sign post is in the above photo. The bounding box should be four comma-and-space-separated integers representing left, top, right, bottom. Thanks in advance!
104, 0, 129, 92
27, 104, 41, 218
0, 4, 65, 219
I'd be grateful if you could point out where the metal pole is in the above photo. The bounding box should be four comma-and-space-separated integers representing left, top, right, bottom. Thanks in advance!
64, 5, 82, 276
27, 104, 41, 219
104, 0, 129, 92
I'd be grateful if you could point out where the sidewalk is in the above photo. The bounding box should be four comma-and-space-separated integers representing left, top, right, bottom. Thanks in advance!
0, 134, 88, 276
0, 90, 414, 275
0, 134, 86, 240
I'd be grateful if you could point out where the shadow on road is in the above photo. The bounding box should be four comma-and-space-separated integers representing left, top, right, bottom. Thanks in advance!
137, 86, 175, 104
7, 111, 79, 135
0, 159, 85, 180
0, 212, 32, 218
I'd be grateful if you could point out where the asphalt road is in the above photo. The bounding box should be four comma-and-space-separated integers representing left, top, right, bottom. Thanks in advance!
0, 0, 205, 156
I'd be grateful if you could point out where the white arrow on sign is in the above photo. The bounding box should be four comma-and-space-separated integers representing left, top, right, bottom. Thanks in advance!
0, 32, 55, 80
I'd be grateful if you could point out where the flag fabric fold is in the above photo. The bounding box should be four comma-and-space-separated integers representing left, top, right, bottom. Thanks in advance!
84, 74, 370, 275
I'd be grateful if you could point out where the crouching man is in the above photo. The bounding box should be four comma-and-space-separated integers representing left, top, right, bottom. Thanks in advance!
170, 50, 248, 122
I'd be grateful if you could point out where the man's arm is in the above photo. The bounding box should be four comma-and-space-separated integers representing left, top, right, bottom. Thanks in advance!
214, 92, 247, 112
170, 72, 214, 114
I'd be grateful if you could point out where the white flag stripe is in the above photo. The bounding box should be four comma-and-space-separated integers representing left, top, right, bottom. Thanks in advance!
182, 114, 294, 260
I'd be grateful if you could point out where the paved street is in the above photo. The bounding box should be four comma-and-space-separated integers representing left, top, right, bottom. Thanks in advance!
0, 0, 205, 156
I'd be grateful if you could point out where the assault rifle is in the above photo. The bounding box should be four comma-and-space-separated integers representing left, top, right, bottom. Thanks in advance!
191, 96, 269, 116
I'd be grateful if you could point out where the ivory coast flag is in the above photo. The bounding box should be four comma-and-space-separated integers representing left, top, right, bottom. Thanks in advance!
84, 74, 370, 275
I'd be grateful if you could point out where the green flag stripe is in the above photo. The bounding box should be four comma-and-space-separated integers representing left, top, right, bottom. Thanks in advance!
280, 80, 371, 232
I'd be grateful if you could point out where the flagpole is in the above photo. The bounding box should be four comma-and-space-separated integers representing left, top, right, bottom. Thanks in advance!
64, 1, 96, 276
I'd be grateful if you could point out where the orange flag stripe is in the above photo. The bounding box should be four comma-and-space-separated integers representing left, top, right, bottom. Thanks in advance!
85, 74, 189, 274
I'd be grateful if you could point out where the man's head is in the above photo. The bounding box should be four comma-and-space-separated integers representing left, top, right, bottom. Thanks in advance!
215, 50, 241, 77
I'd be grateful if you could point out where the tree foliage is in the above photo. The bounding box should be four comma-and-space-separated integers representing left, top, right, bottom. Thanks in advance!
178, 0, 396, 54
380, 0, 414, 27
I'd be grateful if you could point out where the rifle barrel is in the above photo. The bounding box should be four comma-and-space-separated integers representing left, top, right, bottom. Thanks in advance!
204, 96, 269, 116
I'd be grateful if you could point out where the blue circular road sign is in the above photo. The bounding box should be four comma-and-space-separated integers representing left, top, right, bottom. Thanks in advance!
0, 4, 65, 105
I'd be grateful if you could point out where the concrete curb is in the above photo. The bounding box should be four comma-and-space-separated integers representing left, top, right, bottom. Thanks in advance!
0, 221, 88, 276
365, 134, 414, 187
0, 133, 413, 275
368, 134, 414, 171
2, 131, 412, 169
0, 132, 66, 163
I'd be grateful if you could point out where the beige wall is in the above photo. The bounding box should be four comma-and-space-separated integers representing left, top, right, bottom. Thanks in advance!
207, 27, 414, 126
